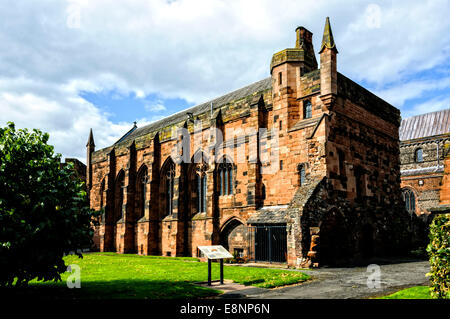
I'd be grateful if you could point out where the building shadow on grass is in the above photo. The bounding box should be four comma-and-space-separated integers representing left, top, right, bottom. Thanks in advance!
0, 279, 222, 300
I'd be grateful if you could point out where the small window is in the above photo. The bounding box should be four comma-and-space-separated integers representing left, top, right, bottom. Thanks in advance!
261, 184, 266, 200
279, 120, 283, 130
298, 164, 306, 186
278, 72, 282, 85
280, 160, 283, 170
415, 148, 423, 163
303, 100, 312, 119
234, 248, 244, 258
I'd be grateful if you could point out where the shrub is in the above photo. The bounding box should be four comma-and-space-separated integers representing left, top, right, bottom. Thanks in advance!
426, 213, 450, 299
0, 122, 99, 287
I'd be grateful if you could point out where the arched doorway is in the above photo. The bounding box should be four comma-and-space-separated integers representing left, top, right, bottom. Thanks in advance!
220, 219, 247, 258
319, 209, 350, 266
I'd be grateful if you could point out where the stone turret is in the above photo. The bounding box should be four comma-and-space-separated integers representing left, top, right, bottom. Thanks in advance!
270, 26, 318, 76
270, 26, 318, 129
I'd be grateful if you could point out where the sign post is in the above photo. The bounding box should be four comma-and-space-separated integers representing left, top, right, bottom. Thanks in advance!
197, 245, 233, 286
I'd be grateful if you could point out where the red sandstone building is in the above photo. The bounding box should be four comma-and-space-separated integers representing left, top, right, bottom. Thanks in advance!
87, 18, 413, 267
399, 109, 450, 216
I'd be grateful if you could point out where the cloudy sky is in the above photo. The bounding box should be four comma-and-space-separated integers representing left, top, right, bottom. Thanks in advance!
1, 0, 450, 163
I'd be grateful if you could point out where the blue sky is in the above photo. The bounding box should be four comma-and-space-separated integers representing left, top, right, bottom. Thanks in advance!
79, 90, 193, 125
0, 0, 449, 161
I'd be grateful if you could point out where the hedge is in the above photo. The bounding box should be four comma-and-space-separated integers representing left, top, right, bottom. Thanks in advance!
426, 213, 450, 299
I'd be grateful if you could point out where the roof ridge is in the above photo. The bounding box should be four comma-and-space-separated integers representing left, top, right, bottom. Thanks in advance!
118, 77, 272, 143
402, 108, 450, 121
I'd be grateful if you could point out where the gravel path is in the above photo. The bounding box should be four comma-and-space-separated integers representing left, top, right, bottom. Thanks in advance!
219, 259, 430, 299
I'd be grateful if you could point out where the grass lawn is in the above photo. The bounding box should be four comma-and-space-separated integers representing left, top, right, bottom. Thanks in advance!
2, 253, 309, 299
378, 286, 432, 299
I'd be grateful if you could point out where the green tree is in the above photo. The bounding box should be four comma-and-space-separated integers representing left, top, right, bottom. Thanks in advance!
0, 122, 98, 287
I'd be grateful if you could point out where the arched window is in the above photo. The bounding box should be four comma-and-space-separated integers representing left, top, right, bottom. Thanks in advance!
137, 166, 149, 220
218, 157, 233, 195
99, 178, 105, 223
261, 184, 266, 200
298, 164, 306, 186
303, 100, 312, 119
99, 178, 105, 209
402, 188, 416, 214
162, 160, 175, 216
115, 171, 125, 222
415, 148, 423, 163
196, 163, 207, 212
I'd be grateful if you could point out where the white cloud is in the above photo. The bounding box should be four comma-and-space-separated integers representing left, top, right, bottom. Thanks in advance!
374, 77, 450, 107
402, 96, 450, 118
0, 78, 130, 162
0, 0, 449, 162
145, 103, 166, 112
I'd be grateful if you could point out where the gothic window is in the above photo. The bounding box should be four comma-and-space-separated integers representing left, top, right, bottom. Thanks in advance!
415, 148, 423, 163
402, 188, 416, 214
218, 157, 233, 196
303, 100, 312, 119
163, 161, 175, 216
99, 178, 105, 223
298, 164, 306, 186
99, 178, 105, 209
115, 171, 125, 222
196, 163, 208, 212
137, 166, 149, 220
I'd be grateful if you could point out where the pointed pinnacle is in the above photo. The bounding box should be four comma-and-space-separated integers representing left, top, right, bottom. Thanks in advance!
86, 128, 95, 147
319, 17, 338, 54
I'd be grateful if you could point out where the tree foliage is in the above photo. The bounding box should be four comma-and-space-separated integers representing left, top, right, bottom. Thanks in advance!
426, 213, 450, 299
0, 122, 98, 287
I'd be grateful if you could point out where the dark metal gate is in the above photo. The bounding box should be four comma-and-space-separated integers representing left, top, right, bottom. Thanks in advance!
248, 225, 287, 263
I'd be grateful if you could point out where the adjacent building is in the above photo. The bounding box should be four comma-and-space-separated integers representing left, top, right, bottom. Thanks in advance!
400, 109, 450, 215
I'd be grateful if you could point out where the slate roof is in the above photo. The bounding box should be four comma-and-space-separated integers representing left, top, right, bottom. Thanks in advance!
118, 77, 272, 143
247, 205, 288, 224
400, 109, 450, 141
